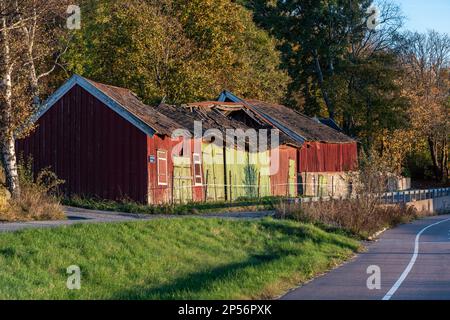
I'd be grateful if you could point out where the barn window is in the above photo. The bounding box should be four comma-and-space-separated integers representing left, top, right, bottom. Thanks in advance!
157, 150, 168, 186
193, 153, 202, 186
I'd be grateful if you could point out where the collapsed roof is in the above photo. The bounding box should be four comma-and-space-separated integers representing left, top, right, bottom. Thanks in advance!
154, 102, 300, 148
218, 90, 355, 144
39, 76, 355, 147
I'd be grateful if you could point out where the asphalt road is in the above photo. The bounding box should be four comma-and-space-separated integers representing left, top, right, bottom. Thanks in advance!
282, 214, 450, 300
0, 206, 275, 232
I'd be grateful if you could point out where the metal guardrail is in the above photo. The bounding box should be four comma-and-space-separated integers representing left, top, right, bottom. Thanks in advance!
380, 187, 450, 204
287, 187, 450, 204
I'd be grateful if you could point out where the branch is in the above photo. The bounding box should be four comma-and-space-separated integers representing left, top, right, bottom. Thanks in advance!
36, 38, 71, 81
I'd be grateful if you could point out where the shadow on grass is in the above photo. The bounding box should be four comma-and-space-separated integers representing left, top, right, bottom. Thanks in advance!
258, 219, 356, 249
111, 250, 295, 300
110, 222, 357, 300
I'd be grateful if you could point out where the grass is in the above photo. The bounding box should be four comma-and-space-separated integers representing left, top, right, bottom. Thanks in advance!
0, 218, 360, 300
63, 196, 280, 215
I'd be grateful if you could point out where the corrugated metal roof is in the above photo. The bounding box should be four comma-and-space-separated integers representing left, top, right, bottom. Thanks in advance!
317, 117, 344, 133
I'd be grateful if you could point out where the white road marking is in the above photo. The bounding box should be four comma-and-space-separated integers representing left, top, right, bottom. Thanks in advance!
382, 217, 450, 300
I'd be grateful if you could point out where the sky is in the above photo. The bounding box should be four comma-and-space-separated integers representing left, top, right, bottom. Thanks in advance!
392, 0, 450, 34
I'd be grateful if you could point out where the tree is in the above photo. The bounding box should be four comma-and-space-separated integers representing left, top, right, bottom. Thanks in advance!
400, 31, 450, 182
242, 0, 408, 149
64, 0, 289, 105
0, 0, 70, 197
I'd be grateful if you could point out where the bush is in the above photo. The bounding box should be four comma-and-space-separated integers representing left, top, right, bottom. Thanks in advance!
276, 199, 425, 239
276, 150, 432, 239
0, 160, 65, 222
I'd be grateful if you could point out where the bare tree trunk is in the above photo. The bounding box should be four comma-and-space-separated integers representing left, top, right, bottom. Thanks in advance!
1, 17, 21, 198
27, 56, 41, 109
0, 136, 20, 198
313, 49, 335, 119
428, 137, 444, 182
22, 10, 41, 109
440, 138, 448, 182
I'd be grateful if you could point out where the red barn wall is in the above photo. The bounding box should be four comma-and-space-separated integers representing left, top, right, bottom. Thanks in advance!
147, 135, 174, 204
16, 85, 148, 203
147, 136, 205, 204
271, 146, 297, 197
298, 142, 358, 173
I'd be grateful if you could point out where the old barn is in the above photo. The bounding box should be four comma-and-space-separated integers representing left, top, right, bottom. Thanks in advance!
218, 91, 358, 197
17, 75, 358, 204
154, 101, 301, 200
16, 75, 190, 204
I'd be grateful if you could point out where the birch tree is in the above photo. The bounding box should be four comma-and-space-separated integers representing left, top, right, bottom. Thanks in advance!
0, 0, 70, 198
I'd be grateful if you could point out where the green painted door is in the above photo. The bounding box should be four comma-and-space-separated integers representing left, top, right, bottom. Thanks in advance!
173, 156, 193, 203
202, 143, 225, 201
289, 159, 296, 197
318, 174, 328, 198
225, 147, 247, 201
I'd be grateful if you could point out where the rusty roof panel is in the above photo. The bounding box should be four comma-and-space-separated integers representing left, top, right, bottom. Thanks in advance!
245, 99, 355, 144
154, 103, 301, 148
85, 78, 182, 136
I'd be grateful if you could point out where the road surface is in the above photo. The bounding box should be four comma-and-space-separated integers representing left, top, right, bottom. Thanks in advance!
282, 214, 450, 300
0, 206, 275, 233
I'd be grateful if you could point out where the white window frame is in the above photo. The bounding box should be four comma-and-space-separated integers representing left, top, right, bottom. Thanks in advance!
193, 153, 203, 186
157, 150, 168, 186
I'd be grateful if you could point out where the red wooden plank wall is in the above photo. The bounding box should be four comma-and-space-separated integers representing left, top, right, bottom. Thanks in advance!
271, 146, 297, 196
146, 136, 205, 204
298, 142, 358, 173
16, 85, 148, 203
147, 134, 174, 204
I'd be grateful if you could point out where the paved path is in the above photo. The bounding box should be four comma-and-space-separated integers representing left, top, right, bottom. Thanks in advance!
0, 206, 275, 233
282, 214, 450, 300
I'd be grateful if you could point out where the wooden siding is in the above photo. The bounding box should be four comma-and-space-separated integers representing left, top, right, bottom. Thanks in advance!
298, 142, 358, 173
147, 136, 205, 204
202, 142, 226, 202
173, 156, 193, 203
16, 85, 148, 203
225, 148, 272, 200
271, 146, 298, 197
147, 134, 174, 204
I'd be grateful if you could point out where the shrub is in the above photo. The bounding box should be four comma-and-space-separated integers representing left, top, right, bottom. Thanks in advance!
0, 159, 65, 222
276, 150, 432, 239
276, 199, 425, 239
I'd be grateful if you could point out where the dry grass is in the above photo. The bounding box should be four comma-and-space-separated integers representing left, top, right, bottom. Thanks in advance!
0, 161, 65, 222
0, 167, 5, 185
276, 150, 434, 239
1, 186, 65, 222
276, 199, 429, 238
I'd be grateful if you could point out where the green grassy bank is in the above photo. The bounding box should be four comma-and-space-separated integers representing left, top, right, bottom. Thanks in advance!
0, 218, 359, 299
